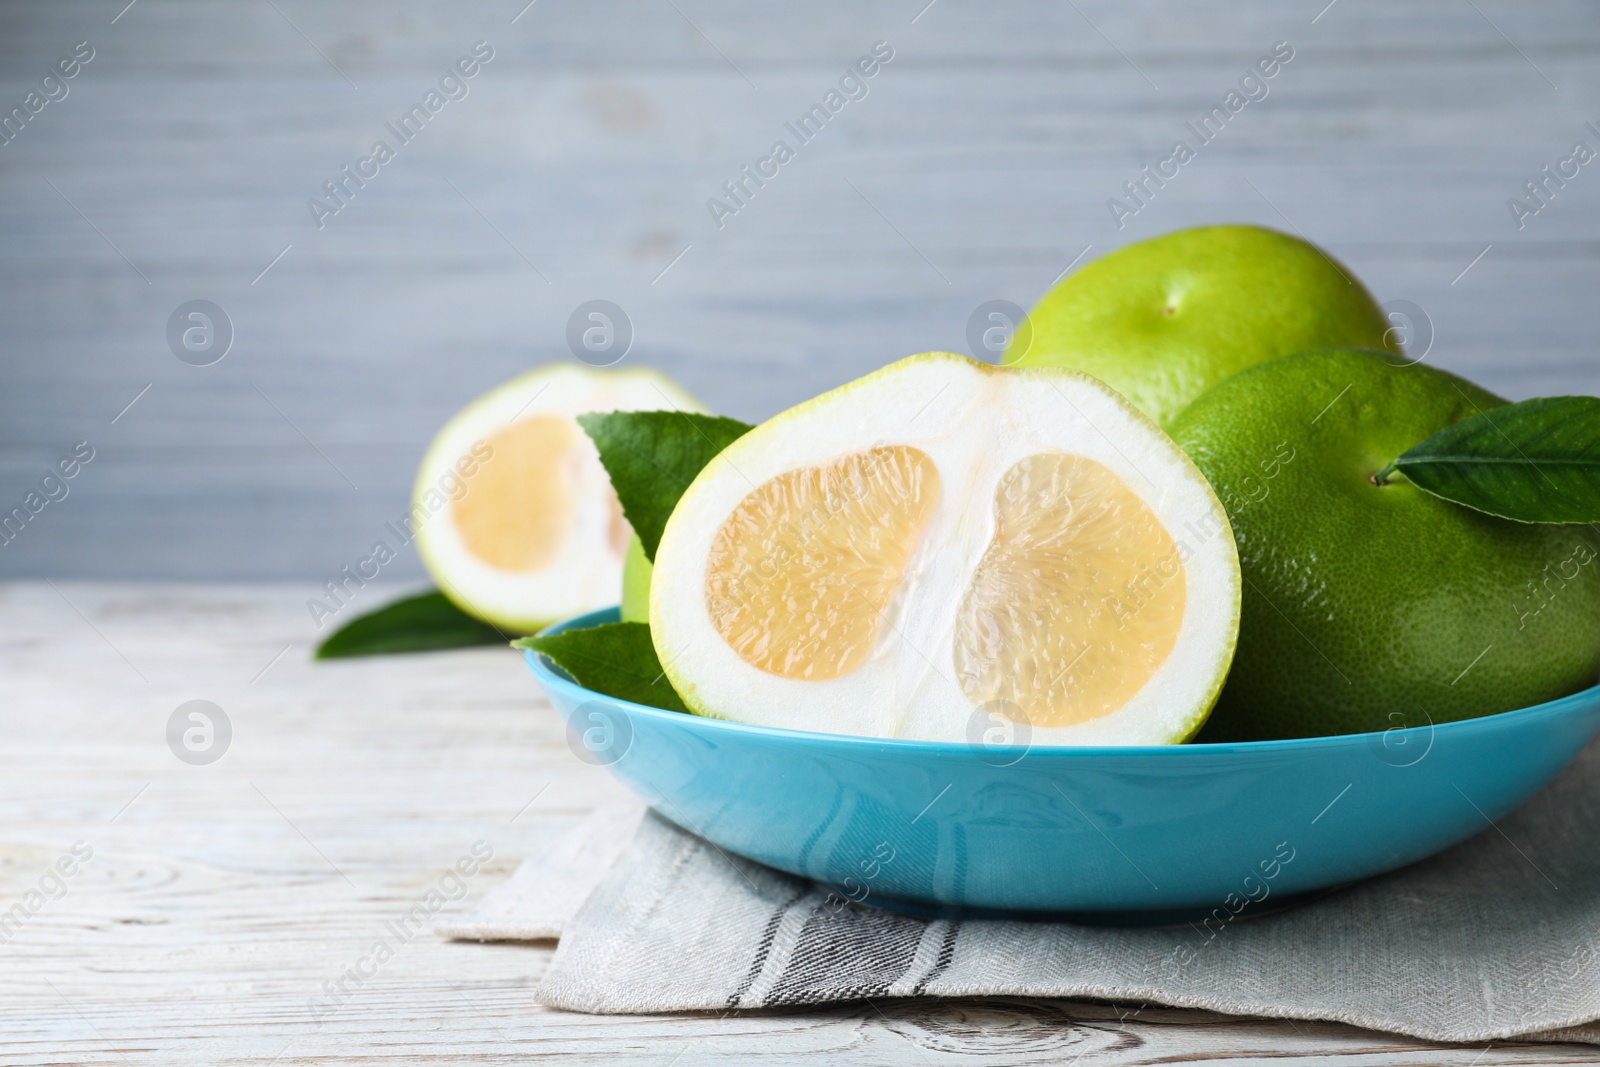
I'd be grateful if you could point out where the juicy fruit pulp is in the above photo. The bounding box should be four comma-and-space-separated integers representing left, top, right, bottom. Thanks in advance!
1170, 348, 1600, 741
703, 450, 1185, 720
706, 446, 940, 680
452, 414, 592, 572
1008, 225, 1396, 427
952, 453, 1186, 728
414, 363, 701, 632
652, 352, 1241, 746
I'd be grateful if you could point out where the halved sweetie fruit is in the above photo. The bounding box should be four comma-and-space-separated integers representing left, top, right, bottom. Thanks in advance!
650, 352, 1240, 745
414, 362, 701, 632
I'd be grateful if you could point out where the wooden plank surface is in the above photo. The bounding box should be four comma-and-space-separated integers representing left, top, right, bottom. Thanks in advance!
0, 1, 1597, 582
1, 580, 1596, 1064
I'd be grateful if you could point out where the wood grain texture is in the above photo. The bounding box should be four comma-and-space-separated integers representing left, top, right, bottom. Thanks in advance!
0, 1, 1597, 581
0, 580, 1594, 1063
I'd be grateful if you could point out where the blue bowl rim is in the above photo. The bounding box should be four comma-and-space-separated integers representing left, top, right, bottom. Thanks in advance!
526, 608, 1600, 758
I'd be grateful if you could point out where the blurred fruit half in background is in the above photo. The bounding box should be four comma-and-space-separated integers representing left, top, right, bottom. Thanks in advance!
413, 363, 701, 632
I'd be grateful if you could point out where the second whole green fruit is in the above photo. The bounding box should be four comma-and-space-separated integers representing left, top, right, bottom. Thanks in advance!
1008, 225, 1398, 427
1169, 347, 1600, 741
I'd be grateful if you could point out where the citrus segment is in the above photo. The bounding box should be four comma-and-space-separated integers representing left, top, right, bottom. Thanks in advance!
705, 446, 940, 680
953, 452, 1186, 728
453, 414, 581, 572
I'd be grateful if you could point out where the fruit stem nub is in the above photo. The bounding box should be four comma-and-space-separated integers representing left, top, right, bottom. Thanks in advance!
1372, 461, 1398, 486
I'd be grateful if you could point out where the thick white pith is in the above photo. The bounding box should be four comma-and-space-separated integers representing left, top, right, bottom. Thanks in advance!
651, 353, 1240, 746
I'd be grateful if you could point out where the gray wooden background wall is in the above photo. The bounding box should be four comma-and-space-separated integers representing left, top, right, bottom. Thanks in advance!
1, 0, 1596, 590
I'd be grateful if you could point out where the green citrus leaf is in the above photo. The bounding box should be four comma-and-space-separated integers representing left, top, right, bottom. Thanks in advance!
315, 590, 507, 658
515, 622, 689, 713
576, 411, 753, 562
1392, 396, 1600, 523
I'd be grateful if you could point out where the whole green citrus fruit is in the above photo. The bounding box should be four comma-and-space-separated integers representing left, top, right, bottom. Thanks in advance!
1169, 348, 1600, 741
1008, 225, 1397, 426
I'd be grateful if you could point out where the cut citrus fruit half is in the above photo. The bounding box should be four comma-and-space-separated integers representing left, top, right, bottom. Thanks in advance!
414, 362, 701, 632
651, 352, 1240, 745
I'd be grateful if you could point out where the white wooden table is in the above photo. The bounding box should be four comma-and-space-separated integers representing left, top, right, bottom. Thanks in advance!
2, 581, 1595, 1065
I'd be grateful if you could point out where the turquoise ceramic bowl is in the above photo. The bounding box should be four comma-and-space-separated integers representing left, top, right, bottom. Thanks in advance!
527, 609, 1600, 919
